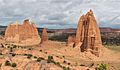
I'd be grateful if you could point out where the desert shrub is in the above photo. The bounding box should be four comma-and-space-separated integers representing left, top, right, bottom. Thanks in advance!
101, 35, 120, 46
49, 34, 68, 42
24, 54, 27, 56
37, 57, 45, 62
68, 62, 71, 65
11, 63, 17, 67
95, 63, 108, 70
63, 56, 65, 58
13, 45, 17, 48
80, 64, 85, 66
12, 53, 16, 57
10, 47, 13, 52
0, 63, 2, 67
5, 44, 8, 45
0, 52, 2, 55
63, 66, 70, 70
37, 58, 41, 62
47, 55, 53, 63
27, 54, 32, 59
63, 60, 67, 64
56, 56, 59, 57
37, 57, 42, 62
27, 56, 31, 59
34, 56, 37, 59
7, 46, 10, 48
55, 62, 61, 66
28, 48, 32, 50
5, 60, 11, 66
45, 52, 47, 54
39, 50, 42, 52
89, 63, 94, 67
1, 43, 4, 48
27, 54, 32, 57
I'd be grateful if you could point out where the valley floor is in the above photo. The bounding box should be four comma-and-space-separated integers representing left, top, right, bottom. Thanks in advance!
0, 40, 120, 70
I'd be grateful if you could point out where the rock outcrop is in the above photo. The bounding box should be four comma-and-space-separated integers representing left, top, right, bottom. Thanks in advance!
5, 19, 40, 45
75, 10, 102, 56
41, 28, 48, 43
67, 35, 75, 47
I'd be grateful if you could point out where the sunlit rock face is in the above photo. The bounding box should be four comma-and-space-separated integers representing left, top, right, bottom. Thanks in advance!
41, 28, 48, 43
75, 10, 102, 56
67, 35, 75, 47
5, 19, 40, 45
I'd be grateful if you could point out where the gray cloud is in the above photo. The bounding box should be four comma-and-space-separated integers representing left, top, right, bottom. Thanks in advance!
0, 0, 120, 28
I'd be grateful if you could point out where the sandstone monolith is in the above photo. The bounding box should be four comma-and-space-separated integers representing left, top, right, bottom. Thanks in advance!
75, 10, 102, 56
5, 19, 40, 45
41, 28, 48, 43
67, 35, 75, 47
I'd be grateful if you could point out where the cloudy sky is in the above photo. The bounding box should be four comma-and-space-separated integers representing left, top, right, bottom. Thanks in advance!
0, 0, 120, 29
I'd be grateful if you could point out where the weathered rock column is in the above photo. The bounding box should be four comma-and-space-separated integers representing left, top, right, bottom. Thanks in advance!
41, 28, 48, 43
75, 10, 103, 56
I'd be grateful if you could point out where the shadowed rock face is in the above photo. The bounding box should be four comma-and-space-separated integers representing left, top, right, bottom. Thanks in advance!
41, 28, 48, 43
5, 19, 40, 43
75, 10, 102, 56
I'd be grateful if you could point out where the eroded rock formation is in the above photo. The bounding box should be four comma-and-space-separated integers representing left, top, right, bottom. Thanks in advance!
41, 28, 48, 43
75, 10, 102, 56
5, 19, 40, 45
67, 35, 75, 47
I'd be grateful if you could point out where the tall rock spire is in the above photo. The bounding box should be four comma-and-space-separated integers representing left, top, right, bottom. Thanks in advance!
41, 28, 48, 43
75, 10, 102, 56
67, 35, 75, 47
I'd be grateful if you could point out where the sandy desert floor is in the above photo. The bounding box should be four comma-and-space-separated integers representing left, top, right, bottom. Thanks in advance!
0, 40, 120, 70
40, 41, 120, 70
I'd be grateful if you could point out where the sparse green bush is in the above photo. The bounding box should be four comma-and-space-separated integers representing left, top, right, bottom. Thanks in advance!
37, 57, 42, 62
5, 60, 11, 66
37, 57, 45, 62
27, 54, 32, 57
63, 66, 70, 70
47, 55, 53, 63
80, 64, 85, 66
11, 63, 17, 67
55, 62, 62, 67
49, 34, 68, 42
95, 63, 108, 70
27, 54, 32, 59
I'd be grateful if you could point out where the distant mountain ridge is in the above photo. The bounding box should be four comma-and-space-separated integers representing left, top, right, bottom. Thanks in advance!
0, 25, 120, 33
